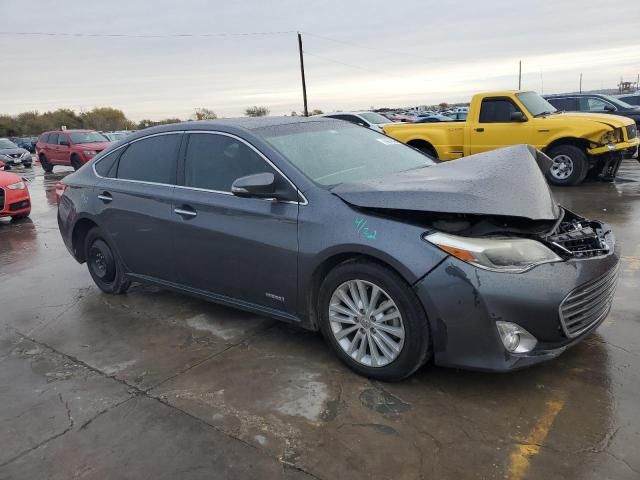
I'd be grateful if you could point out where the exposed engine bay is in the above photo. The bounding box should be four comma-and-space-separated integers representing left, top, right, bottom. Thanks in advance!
363, 206, 611, 259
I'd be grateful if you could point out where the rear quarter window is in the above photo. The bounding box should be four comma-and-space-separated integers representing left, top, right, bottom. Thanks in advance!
116, 133, 181, 184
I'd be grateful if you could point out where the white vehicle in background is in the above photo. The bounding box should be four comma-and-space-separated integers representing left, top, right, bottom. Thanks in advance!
318, 111, 393, 133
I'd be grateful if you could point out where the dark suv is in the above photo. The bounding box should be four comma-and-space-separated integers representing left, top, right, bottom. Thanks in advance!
545, 94, 640, 126
36, 130, 111, 172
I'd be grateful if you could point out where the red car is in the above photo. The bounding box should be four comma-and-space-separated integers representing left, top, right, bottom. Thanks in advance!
36, 130, 111, 172
0, 170, 31, 219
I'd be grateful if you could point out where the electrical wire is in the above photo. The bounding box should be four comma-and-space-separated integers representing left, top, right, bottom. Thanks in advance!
0, 30, 296, 38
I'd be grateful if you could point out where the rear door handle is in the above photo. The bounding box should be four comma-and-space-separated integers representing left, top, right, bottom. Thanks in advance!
97, 192, 112, 203
174, 206, 197, 218
474, 127, 485, 132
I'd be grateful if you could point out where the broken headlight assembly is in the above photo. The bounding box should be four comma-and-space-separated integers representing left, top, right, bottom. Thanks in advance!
598, 128, 622, 145
424, 232, 562, 273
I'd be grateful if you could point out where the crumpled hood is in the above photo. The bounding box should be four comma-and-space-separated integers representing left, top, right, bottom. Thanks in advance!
331, 144, 560, 221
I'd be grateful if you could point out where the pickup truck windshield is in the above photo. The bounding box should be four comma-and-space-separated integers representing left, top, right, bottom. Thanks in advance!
260, 122, 435, 187
516, 92, 557, 116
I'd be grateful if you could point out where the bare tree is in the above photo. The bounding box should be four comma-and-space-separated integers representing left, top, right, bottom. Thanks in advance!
193, 108, 217, 120
245, 106, 270, 117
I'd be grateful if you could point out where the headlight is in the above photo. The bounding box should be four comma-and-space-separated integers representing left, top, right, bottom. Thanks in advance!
424, 232, 562, 273
83, 150, 97, 156
7, 181, 26, 190
496, 321, 537, 353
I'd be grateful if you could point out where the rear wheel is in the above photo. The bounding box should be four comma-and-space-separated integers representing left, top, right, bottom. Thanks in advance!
85, 227, 131, 294
318, 260, 431, 381
546, 145, 588, 186
39, 154, 53, 173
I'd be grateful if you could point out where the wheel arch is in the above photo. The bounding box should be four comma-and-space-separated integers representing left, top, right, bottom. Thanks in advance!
304, 250, 417, 331
407, 139, 439, 158
544, 137, 591, 154
71, 217, 99, 263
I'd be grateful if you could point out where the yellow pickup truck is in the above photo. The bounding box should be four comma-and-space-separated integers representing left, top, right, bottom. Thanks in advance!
384, 91, 639, 185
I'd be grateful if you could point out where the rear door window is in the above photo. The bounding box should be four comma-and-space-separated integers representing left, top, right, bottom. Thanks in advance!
547, 97, 578, 111
183, 133, 277, 192
116, 133, 181, 184
479, 98, 522, 123
48, 133, 59, 144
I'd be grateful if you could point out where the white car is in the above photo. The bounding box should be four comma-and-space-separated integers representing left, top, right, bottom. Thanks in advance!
318, 111, 393, 133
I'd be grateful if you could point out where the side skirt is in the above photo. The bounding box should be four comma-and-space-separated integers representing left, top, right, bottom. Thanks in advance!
126, 273, 308, 327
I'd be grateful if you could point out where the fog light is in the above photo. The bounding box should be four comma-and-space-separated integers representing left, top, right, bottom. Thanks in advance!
496, 321, 537, 353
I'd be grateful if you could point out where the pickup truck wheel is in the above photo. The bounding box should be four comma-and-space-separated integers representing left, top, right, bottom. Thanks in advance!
546, 145, 588, 186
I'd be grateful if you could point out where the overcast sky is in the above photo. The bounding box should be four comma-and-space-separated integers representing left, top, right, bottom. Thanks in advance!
1, 0, 638, 120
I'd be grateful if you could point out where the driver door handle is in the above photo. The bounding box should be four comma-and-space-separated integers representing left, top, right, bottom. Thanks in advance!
174, 206, 197, 218
474, 127, 485, 132
97, 192, 112, 203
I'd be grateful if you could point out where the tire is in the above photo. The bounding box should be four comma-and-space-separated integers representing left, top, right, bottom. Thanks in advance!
546, 145, 588, 186
39, 154, 53, 173
318, 259, 431, 381
84, 227, 131, 294
70, 155, 82, 171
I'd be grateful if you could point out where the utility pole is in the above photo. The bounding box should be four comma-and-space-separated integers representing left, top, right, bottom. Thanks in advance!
297, 32, 308, 117
518, 60, 522, 90
579, 73, 583, 93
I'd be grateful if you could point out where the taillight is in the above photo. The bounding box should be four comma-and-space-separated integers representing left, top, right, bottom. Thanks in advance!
55, 183, 67, 206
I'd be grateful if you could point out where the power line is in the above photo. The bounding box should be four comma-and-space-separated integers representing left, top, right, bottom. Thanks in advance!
0, 30, 295, 38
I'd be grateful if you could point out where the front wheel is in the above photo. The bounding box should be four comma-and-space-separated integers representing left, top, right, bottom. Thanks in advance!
39, 154, 53, 173
546, 145, 589, 186
318, 260, 431, 381
85, 227, 131, 294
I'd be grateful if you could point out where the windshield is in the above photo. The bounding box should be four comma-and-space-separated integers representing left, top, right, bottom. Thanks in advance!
259, 122, 435, 187
600, 94, 634, 109
0, 139, 18, 149
358, 112, 392, 124
68, 131, 109, 144
516, 92, 557, 116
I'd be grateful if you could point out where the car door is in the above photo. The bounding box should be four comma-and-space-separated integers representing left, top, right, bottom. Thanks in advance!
57, 132, 71, 165
468, 97, 532, 155
46, 133, 61, 163
170, 131, 299, 315
94, 131, 182, 281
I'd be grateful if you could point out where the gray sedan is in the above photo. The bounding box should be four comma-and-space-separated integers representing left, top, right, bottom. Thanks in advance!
56, 118, 619, 380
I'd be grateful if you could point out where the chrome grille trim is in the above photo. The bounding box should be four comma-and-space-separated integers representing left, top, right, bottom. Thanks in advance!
559, 264, 619, 338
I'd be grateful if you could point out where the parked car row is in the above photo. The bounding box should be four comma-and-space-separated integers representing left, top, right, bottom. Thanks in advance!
0, 138, 33, 169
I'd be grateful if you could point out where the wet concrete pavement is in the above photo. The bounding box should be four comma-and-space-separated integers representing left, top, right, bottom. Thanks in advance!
1, 162, 639, 479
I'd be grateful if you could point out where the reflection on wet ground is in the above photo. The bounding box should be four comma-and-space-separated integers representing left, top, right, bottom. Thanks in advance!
1, 162, 639, 479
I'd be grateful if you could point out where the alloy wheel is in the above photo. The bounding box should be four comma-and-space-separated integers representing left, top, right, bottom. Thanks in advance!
550, 154, 574, 180
328, 279, 405, 367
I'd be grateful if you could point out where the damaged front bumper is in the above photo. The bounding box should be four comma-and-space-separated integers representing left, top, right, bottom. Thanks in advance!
414, 231, 620, 372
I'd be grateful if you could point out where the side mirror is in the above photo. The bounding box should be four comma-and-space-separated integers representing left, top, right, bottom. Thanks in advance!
510, 111, 527, 122
231, 172, 277, 199
603, 104, 616, 112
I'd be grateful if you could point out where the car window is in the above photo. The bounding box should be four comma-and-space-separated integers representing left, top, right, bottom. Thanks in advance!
184, 133, 277, 192
58, 134, 68, 145
620, 96, 640, 106
117, 133, 180, 184
580, 97, 612, 112
479, 98, 522, 123
48, 133, 59, 144
548, 97, 578, 111
94, 150, 120, 178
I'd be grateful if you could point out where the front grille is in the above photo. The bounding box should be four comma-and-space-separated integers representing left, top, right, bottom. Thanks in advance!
559, 265, 619, 338
627, 124, 637, 140
9, 199, 30, 211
